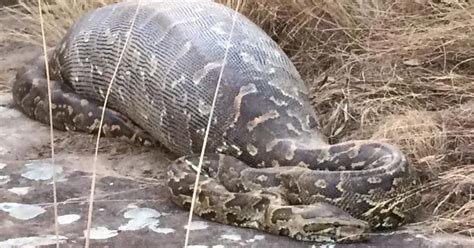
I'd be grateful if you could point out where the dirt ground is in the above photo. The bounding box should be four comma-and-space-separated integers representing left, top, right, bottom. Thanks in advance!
0, 7, 473, 248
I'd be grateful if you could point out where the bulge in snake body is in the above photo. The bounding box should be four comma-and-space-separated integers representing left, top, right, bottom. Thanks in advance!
11, 1, 421, 243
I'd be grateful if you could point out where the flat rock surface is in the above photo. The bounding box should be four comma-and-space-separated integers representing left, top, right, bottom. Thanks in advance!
1, 12, 473, 248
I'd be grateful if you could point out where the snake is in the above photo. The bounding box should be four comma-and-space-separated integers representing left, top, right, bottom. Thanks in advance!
11, 1, 421, 243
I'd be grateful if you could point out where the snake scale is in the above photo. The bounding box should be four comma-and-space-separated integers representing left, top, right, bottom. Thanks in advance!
12, 1, 421, 243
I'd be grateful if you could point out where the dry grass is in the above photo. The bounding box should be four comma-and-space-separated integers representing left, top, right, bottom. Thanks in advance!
2, 0, 473, 237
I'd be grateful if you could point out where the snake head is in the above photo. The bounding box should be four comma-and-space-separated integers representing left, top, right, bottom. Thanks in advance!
266, 202, 370, 243
294, 219, 369, 243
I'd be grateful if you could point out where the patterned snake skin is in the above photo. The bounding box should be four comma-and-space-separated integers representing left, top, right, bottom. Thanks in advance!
12, 1, 421, 243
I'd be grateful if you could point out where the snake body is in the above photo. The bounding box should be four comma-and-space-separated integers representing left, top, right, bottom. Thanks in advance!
12, 1, 421, 243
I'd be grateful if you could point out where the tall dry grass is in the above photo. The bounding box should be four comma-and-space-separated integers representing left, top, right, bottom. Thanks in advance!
2, 0, 473, 237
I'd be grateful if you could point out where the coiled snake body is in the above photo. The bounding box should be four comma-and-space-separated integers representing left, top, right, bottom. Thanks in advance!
12, 1, 421, 243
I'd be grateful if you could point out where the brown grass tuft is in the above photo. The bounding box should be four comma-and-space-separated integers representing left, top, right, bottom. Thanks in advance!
2, 0, 473, 237
371, 111, 447, 167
